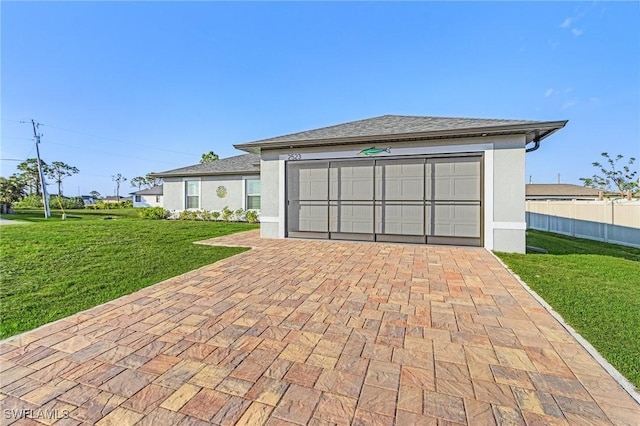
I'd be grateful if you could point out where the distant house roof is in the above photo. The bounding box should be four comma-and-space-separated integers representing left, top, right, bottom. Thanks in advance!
526, 184, 601, 199
154, 154, 260, 177
235, 115, 568, 153
132, 185, 163, 196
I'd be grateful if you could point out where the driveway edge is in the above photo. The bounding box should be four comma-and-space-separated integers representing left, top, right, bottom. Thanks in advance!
488, 250, 640, 405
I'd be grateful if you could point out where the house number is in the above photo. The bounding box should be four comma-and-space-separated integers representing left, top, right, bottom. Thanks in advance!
287, 153, 302, 161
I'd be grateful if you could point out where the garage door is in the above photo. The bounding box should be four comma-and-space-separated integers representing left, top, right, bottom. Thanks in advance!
287, 155, 482, 246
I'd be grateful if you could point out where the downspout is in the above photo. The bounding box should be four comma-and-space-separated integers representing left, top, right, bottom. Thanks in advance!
525, 131, 541, 153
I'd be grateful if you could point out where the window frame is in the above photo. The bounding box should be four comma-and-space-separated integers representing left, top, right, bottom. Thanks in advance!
184, 179, 201, 210
245, 177, 261, 210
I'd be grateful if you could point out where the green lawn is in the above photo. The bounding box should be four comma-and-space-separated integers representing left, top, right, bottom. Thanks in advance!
496, 231, 640, 388
0, 209, 258, 338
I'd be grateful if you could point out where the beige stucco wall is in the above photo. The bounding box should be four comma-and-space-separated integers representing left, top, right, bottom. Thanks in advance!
162, 174, 259, 211
259, 134, 528, 253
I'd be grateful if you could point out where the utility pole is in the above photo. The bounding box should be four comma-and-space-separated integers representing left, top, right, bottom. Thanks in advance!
23, 120, 51, 218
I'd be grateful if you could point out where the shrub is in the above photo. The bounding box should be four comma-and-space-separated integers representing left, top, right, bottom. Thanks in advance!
178, 210, 198, 221
245, 210, 259, 223
138, 207, 169, 220
234, 208, 246, 222
211, 211, 221, 221
15, 195, 44, 208
15, 195, 84, 209
221, 206, 233, 222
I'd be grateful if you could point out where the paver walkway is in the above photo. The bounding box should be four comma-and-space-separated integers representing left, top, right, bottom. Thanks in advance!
1, 230, 638, 425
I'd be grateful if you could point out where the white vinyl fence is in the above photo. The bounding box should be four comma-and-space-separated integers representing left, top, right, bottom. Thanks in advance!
525, 200, 640, 248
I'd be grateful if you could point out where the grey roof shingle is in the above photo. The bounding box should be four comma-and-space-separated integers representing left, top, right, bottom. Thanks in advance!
235, 115, 567, 152
154, 153, 260, 177
132, 185, 163, 195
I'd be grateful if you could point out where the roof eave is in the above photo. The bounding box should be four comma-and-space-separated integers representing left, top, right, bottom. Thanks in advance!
152, 170, 260, 178
234, 120, 568, 153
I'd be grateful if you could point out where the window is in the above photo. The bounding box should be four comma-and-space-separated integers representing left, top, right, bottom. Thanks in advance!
134, 195, 141, 202
156, 195, 161, 203
246, 178, 260, 210
185, 180, 200, 209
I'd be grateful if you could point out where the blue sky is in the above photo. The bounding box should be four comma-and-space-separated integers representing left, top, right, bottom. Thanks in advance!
2, 1, 638, 197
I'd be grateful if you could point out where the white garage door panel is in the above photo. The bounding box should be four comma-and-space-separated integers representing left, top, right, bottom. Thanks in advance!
376, 204, 423, 235
294, 203, 327, 232
332, 203, 373, 233
332, 162, 373, 200
432, 204, 480, 237
427, 158, 480, 201
376, 161, 424, 201
289, 163, 328, 200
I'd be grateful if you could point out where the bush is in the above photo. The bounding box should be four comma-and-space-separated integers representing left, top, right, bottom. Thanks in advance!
52, 196, 84, 209
211, 211, 221, 221
234, 208, 246, 222
87, 200, 132, 210
15, 195, 84, 209
15, 195, 44, 208
221, 206, 233, 222
138, 207, 169, 220
245, 210, 259, 223
178, 210, 198, 221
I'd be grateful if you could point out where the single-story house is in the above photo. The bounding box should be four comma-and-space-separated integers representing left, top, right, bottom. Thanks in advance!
132, 185, 164, 208
80, 195, 97, 205
526, 184, 602, 200
153, 154, 260, 212
100, 196, 130, 203
231, 114, 567, 254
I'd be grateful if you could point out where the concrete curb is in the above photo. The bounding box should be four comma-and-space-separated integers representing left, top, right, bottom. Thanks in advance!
489, 250, 640, 406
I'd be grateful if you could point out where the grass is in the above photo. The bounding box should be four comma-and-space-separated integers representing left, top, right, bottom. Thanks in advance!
496, 230, 640, 388
0, 209, 258, 338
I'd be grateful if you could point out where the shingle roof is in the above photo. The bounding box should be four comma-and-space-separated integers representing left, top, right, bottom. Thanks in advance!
235, 115, 567, 152
132, 185, 163, 195
153, 154, 260, 177
526, 184, 601, 197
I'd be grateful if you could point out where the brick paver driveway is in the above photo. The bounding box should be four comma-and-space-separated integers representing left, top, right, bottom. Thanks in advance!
1, 230, 638, 425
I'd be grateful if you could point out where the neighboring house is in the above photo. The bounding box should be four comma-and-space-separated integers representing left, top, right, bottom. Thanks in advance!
132, 185, 164, 208
233, 114, 567, 254
80, 195, 97, 205
153, 154, 260, 213
101, 196, 130, 203
526, 184, 602, 200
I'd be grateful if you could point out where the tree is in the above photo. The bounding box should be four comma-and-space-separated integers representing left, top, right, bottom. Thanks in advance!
112, 174, 127, 198
131, 174, 162, 190
130, 176, 147, 190
200, 151, 219, 163
17, 158, 50, 196
46, 161, 79, 196
0, 175, 27, 205
145, 173, 163, 188
580, 152, 638, 197
89, 190, 101, 199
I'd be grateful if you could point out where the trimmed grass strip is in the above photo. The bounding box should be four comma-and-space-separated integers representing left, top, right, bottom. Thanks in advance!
0, 209, 257, 338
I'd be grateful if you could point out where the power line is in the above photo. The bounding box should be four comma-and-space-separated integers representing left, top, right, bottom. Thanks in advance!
44, 140, 186, 167
0, 136, 33, 141
40, 123, 199, 157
